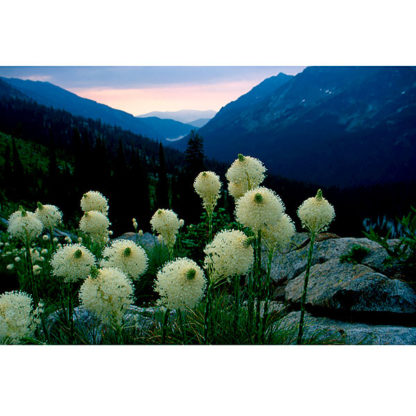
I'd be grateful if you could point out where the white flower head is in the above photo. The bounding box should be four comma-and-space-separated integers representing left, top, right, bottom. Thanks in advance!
194, 171, 222, 213
262, 213, 296, 252
51, 244, 96, 282
79, 267, 134, 326
79, 211, 110, 242
155, 258, 206, 310
35, 203, 62, 228
235, 187, 285, 233
80, 191, 109, 214
297, 189, 335, 234
0, 291, 38, 342
101, 239, 148, 280
226, 154, 266, 192
204, 229, 254, 282
150, 209, 180, 249
8, 208, 43, 243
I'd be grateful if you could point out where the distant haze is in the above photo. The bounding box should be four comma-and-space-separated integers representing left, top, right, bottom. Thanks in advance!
0, 66, 304, 114
137, 109, 217, 124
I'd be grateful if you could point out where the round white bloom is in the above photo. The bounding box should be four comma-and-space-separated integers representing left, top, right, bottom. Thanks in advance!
100, 239, 148, 280
8, 210, 43, 243
204, 230, 254, 282
79, 267, 134, 326
35, 203, 62, 228
194, 171, 222, 213
51, 244, 96, 282
6, 264, 14, 271
14, 257, 21, 263
0, 291, 38, 342
150, 209, 180, 248
155, 258, 206, 310
226, 154, 266, 191
235, 187, 285, 233
297, 189, 335, 233
228, 181, 249, 199
41, 249, 48, 255
262, 213, 296, 252
79, 211, 110, 242
42, 235, 49, 241
80, 190, 109, 214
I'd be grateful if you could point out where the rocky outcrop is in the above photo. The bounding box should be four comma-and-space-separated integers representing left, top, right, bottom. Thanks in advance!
285, 259, 416, 318
276, 311, 416, 345
270, 234, 416, 344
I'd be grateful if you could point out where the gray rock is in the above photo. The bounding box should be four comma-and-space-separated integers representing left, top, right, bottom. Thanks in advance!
285, 258, 416, 315
275, 311, 416, 345
46, 305, 155, 344
270, 236, 384, 284
116, 232, 158, 250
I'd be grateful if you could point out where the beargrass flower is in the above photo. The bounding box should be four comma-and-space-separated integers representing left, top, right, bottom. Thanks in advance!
262, 213, 296, 252
297, 189, 335, 234
79, 210, 110, 242
79, 267, 134, 326
204, 230, 254, 282
0, 291, 39, 342
51, 244, 96, 282
150, 209, 181, 249
226, 154, 266, 198
194, 171, 222, 214
235, 187, 285, 233
80, 191, 109, 215
100, 239, 148, 280
155, 258, 206, 310
35, 203, 63, 229
8, 209, 43, 243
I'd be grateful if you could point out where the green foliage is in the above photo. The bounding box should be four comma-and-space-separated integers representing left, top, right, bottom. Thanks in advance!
339, 244, 371, 265
179, 208, 247, 263
364, 206, 416, 271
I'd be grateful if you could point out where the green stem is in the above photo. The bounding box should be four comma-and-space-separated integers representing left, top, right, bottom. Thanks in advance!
24, 238, 39, 305
297, 232, 316, 345
247, 270, 255, 343
161, 308, 170, 344
207, 210, 213, 242
203, 281, 213, 344
260, 248, 274, 344
67, 282, 74, 344
50, 227, 55, 252
254, 230, 262, 342
178, 309, 187, 345
233, 275, 240, 341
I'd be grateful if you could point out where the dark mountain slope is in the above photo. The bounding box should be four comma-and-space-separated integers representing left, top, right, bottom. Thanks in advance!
197, 67, 416, 187
0, 77, 195, 141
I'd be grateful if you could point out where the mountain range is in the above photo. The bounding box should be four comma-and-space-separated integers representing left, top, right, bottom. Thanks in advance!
2, 67, 416, 188
136, 109, 216, 127
0, 77, 196, 141
190, 67, 416, 187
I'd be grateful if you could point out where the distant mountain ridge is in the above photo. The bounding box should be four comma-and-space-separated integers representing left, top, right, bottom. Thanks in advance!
137, 109, 216, 124
0, 77, 195, 141
195, 67, 416, 187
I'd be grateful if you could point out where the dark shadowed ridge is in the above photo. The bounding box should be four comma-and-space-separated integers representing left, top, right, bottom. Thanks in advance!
177, 67, 416, 188
0, 77, 196, 141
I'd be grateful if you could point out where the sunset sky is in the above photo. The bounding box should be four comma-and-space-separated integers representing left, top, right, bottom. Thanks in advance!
0, 66, 304, 115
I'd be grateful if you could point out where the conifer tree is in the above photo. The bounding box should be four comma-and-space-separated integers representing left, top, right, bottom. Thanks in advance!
156, 142, 169, 209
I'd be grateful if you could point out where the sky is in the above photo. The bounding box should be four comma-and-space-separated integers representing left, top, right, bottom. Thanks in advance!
0, 66, 304, 115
